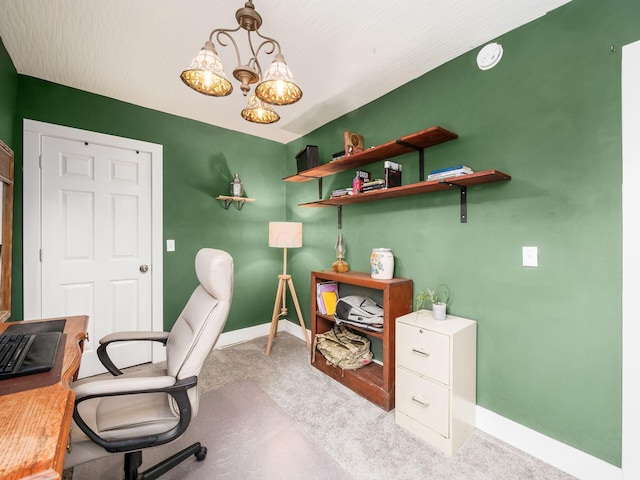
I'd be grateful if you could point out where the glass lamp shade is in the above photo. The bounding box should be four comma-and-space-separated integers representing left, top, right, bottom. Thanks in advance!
241, 94, 280, 124
180, 41, 233, 96
335, 233, 346, 259
332, 232, 349, 273
255, 54, 302, 106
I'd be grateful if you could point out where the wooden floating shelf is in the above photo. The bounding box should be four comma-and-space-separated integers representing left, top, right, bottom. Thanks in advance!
298, 170, 511, 207
216, 195, 255, 210
283, 126, 458, 183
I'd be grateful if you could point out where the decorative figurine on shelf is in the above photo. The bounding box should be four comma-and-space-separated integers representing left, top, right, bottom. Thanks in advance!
231, 173, 244, 197
332, 232, 349, 273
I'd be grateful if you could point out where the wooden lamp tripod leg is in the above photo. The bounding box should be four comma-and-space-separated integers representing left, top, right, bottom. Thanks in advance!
266, 246, 311, 355
286, 276, 311, 347
266, 275, 286, 356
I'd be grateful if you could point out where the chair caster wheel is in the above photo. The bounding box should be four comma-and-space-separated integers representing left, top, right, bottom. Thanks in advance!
195, 446, 207, 461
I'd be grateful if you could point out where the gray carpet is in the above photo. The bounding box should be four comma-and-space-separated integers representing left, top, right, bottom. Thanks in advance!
70, 332, 576, 480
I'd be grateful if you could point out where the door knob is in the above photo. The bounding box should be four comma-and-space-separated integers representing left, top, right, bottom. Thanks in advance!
140, 264, 149, 273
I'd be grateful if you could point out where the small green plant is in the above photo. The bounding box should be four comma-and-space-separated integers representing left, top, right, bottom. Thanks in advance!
415, 284, 451, 310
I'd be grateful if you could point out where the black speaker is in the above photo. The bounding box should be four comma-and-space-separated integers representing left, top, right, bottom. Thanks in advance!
296, 145, 319, 173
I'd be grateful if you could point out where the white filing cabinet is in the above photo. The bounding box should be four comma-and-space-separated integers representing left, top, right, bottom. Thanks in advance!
395, 310, 477, 455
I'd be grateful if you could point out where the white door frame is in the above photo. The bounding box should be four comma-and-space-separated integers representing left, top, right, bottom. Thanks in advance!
22, 119, 165, 363
622, 39, 640, 479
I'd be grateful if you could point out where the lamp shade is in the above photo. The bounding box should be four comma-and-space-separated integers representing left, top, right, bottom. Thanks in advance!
269, 222, 302, 248
180, 41, 233, 97
255, 54, 303, 106
241, 94, 280, 124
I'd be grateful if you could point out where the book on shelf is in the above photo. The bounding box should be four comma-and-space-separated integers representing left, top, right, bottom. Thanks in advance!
384, 160, 402, 188
316, 282, 339, 314
355, 170, 371, 182
427, 165, 474, 180
321, 291, 339, 315
429, 164, 473, 175
330, 188, 353, 198
361, 179, 386, 192
331, 150, 346, 162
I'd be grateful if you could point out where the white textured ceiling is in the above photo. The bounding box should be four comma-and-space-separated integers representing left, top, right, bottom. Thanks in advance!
0, 0, 571, 144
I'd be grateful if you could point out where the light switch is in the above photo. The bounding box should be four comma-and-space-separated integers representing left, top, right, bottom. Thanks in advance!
166, 239, 175, 252
522, 246, 538, 267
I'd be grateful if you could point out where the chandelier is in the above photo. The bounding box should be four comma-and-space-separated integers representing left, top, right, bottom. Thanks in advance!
180, 1, 303, 125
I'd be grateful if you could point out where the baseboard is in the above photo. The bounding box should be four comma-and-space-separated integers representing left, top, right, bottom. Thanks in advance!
217, 321, 621, 480
475, 407, 620, 479
216, 318, 310, 349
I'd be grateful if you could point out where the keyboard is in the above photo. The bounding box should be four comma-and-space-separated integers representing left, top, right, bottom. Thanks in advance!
0, 331, 62, 379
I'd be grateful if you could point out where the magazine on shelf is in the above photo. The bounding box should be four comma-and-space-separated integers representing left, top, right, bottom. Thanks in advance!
316, 281, 339, 314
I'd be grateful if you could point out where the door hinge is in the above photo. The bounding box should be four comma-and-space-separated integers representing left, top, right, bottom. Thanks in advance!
39, 249, 43, 262
38, 154, 42, 169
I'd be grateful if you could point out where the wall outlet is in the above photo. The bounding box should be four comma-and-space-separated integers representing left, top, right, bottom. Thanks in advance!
166, 239, 175, 252
522, 246, 538, 267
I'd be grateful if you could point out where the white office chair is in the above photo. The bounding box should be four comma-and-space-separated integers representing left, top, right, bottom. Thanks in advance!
64, 248, 234, 480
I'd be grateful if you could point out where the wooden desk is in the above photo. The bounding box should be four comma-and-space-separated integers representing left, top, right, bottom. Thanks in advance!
0, 316, 88, 479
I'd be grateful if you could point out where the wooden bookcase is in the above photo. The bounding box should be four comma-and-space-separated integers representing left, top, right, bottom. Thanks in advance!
310, 270, 413, 411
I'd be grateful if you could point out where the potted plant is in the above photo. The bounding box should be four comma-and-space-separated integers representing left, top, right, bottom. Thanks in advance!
415, 284, 451, 320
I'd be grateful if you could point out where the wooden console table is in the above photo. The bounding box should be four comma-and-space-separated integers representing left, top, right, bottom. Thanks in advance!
0, 316, 88, 479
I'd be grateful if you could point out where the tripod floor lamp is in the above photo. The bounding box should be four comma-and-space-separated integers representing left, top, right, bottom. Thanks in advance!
266, 221, 311, 355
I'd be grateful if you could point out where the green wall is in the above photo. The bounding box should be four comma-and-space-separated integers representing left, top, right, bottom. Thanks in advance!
284, 0, 638, 467
11, 76, 287, 332
0, 37, 17, 147
1, 0, 637, 469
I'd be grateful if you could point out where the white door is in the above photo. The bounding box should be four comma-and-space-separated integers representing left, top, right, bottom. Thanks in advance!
41, 136, 152, 376
23, 120, 164, 379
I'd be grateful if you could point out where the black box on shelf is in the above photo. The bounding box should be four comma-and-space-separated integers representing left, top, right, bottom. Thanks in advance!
296, 145, 319, 173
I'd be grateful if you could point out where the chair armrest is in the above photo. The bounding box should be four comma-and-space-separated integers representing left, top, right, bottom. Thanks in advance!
98, 331, 170, 376
73, 376, 198, 453
73, 375, 177, 400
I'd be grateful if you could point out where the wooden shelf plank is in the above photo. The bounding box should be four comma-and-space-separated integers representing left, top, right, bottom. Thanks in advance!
316, 312, 385, 339
283, 126, 458, 183
299, 170, 511, 207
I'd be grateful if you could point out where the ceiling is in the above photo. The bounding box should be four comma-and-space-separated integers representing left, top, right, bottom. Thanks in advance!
0, 0, 571, 144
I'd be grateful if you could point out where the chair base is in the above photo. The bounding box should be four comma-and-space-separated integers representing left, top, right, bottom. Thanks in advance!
124, 442, 207, 480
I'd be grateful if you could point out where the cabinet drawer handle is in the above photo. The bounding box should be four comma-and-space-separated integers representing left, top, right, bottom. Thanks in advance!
411, 395, 430, 408
411, 348, 430, 357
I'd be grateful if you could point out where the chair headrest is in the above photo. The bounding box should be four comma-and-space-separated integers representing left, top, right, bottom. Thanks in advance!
195, 249, 234, 302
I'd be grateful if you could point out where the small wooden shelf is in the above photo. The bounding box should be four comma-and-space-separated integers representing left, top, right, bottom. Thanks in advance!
299, 170, 510, 207
216, 195, 255, 210
284, 126, 458, 183
311, 270, 413, 411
